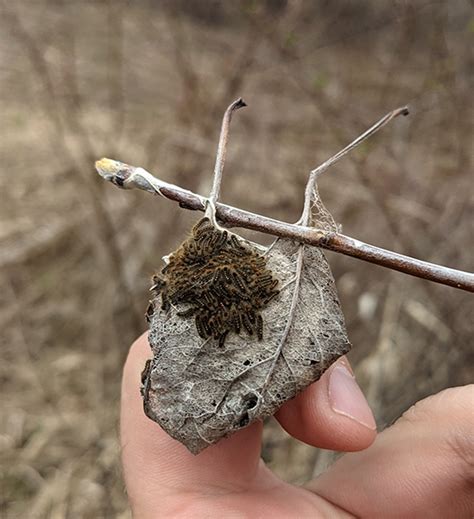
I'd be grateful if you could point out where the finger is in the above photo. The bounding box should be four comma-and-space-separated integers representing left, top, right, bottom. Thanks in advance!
310, 385, 474, 518
276, 357, 377, 451
121, 333, 263, 513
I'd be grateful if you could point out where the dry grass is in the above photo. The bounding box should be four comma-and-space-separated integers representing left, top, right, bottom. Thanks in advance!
1, 1, 472, 516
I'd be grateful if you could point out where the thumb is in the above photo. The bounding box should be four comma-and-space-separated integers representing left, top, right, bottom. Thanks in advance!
309, 385, 474, 518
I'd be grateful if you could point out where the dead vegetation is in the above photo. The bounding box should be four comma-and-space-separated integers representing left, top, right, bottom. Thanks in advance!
0, 1, 472, 516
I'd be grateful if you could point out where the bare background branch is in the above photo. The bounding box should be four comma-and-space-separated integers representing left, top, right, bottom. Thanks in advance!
1, 1, 472, 516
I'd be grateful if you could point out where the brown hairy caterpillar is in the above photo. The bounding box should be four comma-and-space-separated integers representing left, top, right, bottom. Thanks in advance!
150, 217, 279, 347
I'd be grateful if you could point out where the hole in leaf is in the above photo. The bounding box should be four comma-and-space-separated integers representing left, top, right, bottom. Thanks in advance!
245, 395, 258, 409
239, 412, 249, 427
243, 359, 251, 366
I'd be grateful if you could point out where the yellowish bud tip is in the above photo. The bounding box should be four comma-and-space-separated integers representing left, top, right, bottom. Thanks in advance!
95, 157, 120, 174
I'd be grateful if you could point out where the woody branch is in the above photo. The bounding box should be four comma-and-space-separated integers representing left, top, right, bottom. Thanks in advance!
94, 158, 474, 292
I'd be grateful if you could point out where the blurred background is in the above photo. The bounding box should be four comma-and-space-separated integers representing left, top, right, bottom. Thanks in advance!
1, 1, 472, 517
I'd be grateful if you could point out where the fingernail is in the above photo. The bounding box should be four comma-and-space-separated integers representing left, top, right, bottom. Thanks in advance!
328, 365, 376, 430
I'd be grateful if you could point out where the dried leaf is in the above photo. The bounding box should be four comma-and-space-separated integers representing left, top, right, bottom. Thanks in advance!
143, 206, 350, 453
99, 106, 414, 453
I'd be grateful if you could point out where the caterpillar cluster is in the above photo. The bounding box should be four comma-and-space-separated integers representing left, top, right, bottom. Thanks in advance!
147, 217, 279, 347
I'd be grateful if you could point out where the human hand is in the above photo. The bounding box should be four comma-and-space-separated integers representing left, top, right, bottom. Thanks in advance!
121, 333, 473, 518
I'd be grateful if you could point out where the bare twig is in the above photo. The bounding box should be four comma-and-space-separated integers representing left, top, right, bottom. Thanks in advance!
300, 106, 409, 226
207, 98, 247, 222
310, 107, 409, 178
95, 159, 474, 292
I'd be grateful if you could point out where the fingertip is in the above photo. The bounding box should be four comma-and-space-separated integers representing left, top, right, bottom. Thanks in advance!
123, 332, 152, 379
276, 358, 376, 451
